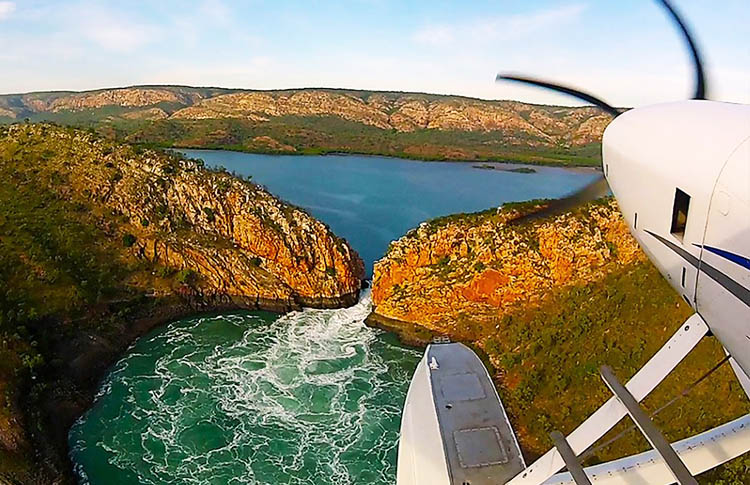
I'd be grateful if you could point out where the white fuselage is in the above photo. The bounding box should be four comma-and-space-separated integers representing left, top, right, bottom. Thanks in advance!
603, 100, 750, 380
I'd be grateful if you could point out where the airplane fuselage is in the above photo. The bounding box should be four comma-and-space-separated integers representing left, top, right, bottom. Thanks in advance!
603, 100, 750, 385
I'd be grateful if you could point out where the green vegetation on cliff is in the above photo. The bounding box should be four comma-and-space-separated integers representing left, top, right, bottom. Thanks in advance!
0, 126, 153, 480
118, 116, 602, 166
481, 262, 749, 483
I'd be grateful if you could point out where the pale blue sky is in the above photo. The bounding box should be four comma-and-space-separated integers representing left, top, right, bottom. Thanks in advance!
0, 1, 748, 106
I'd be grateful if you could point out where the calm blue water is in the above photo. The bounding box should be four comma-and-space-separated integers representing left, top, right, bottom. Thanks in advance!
70, 153, 597, 485
181, 151, 598, 275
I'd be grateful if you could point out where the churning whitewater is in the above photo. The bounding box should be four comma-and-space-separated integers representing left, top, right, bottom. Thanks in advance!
69, 291, 421, 485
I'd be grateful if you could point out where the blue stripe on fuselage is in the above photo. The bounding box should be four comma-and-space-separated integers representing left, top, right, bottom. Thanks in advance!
645, 231, 750, 308
694, 244, 750, 271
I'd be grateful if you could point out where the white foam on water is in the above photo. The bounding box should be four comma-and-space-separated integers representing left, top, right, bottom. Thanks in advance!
69, 290, 420, 485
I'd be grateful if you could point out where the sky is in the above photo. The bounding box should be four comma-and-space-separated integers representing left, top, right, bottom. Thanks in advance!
0, 0, 748, 107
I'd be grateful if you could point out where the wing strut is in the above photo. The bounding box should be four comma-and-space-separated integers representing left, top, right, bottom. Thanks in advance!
549, 432, 591, 485
600, 365, 697, 485
545, 413, 750, 484
507, 313, 708, 485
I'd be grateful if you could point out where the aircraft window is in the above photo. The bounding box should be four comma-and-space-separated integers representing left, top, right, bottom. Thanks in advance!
670, 188, 690, 240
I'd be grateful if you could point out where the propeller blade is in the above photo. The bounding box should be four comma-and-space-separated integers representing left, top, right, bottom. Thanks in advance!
656, 0, 707, 99
496, 74, 621, 118
509, 175, 609, 224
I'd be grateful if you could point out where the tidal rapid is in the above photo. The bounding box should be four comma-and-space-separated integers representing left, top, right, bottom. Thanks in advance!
70, 291, 421, 484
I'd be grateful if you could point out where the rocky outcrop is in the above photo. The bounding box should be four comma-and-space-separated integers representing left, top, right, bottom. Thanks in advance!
0, 87, 211, 116
170, 90, 610, 146
171, 91, 394, 129
571, 114, 612, 145
120, 107, 169, 120
372, 200, 642, 330
5, 124, 364, 307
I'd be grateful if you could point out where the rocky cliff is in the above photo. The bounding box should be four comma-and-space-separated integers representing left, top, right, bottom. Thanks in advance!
0, 86, 610, 165
372, 199, 642, 329
369, 200, 750, 480
4, 123, 363, 307
0, 123, 363, 483
168, 90, 610, 145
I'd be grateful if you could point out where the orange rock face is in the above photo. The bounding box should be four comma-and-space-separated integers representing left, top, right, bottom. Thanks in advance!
372, 200, 644, 331
171, 91, 392, 130
49, 88, 193, 112
8, 124, 364, 307
462, 269, 510, 304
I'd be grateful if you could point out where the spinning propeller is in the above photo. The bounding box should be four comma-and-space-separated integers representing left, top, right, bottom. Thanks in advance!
496, 0, 707, 221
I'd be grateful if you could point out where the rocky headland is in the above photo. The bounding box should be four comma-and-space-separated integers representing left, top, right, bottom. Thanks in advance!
0, 124, 363, 483
372, 199, 642, 331
369, 200, 750, 481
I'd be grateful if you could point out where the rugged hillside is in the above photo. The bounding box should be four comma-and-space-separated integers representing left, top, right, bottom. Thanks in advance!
0, 86, 228, 115
0, 86, 610, 166
370, 200, 750, 483
372, 200, 641, 327
0, 124, 363, 483
167, 90, 609, 144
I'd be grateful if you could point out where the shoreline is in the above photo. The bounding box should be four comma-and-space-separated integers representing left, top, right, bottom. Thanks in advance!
173, 145, 603, 170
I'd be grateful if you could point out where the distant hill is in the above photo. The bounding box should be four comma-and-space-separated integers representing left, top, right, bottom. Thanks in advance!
0, 86, 610, 166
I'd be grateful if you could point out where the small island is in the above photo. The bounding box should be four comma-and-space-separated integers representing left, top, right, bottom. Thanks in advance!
472, 163, 537, 173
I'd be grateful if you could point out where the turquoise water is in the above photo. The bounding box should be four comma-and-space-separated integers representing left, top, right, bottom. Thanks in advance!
69, 153, 597, 484
70, 292, 418, 484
